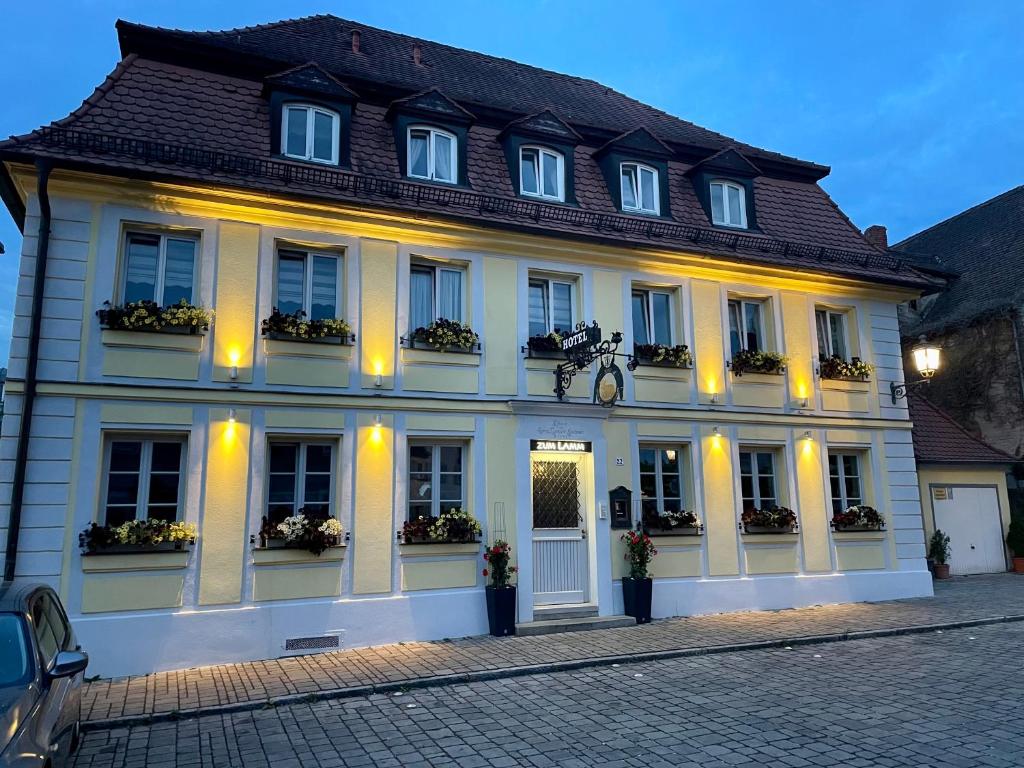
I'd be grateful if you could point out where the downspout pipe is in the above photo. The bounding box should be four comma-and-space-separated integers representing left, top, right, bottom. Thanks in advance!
3, 160, 52, 583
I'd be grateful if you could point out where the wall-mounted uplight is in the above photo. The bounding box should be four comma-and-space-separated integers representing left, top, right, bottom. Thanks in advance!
374, 360, 384, 388
890, 335, 942, 404
228, 408, 237, 424
802, 430, 813, 441
712, 426, 721, 436
229, 350, 240, 388
374, 413, 383, 428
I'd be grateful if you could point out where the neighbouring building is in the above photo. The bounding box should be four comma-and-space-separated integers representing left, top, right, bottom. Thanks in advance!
0, 16, 943, 677
909, 394, 1016, 575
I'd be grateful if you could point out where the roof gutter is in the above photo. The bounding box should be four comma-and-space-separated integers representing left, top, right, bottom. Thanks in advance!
3, 160, 51, 583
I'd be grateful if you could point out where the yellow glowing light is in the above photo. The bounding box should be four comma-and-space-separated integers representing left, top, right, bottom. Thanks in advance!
706, 376, 717, 394
373, 359, 384, 375
228, 349, 241, 366
797, 382, 807, 399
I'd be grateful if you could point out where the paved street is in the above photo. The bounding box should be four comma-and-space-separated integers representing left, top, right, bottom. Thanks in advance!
73, 621, 1024, 768
81, 575, 1024, 725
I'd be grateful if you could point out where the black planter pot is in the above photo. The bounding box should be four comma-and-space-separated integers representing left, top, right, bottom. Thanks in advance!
622, 577, 653, 624
485, 585, 517, 636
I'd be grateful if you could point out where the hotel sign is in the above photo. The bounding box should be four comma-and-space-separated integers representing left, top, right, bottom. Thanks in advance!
530, 440, 592, 453
561, 323, 601, 353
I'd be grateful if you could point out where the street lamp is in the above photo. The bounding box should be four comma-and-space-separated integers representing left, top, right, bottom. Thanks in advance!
890, 336, 942, 404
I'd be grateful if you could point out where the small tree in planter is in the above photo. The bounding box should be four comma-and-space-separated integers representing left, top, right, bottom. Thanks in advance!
621, 528, 657, 624
929, 529, 951, 579
1006, 515, 1024, 573
483, 540, 518, 636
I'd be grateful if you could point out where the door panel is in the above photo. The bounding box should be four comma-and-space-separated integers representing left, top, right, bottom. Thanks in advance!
531, 457, 587, 605
933, 486, 1005, 575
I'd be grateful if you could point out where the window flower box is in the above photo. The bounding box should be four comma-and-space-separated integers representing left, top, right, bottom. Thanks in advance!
96, 300, 212, 335
525, 332, 567, 359
260, 308, 353, 344
632, 343, 693, 369
740, 506, 798, 534
256, 512, 345, 556
818, 355, 874, 381
642, 509, 703, 536
82, 540, 192, 555
831, 505, 885, 532
79, 520, 198, 554
406, 319, 480, 353
728, 350, 788, 376
399, 508, 482, 545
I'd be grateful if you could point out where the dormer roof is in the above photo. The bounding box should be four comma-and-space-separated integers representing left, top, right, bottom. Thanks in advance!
594, 127, 672, 160
386, 88, 475, 125
686, 147, 762, 178
499, 110, 582, 144
263, 62, 357, 101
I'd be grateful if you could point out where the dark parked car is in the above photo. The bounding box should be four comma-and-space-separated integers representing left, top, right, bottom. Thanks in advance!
0, 583, 87, 767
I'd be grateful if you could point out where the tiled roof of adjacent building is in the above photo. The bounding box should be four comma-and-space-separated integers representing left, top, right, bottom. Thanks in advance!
909, 393, 1016, 465
896, 185, 1024, 332
0, 15, 938, 289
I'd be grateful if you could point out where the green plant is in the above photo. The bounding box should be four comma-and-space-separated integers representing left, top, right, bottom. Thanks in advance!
729, 349, 788, 376
1006, 515, 1024, 557
643, 508, 699, 532
741, 506, 797, 531
819, 355, 875, 380
78, 519, 198, 553
633, 343, 693, 368
259, 510, 343, 555
97, 299, 213, 332
526, 331, 564, 353
401, 508, 482, 543
483, 540, 518, 588
621, 529, 657, 579
928, 529, 951, 565
261, 307, 352, 340
411, 318, 479, 351
831, 505, 884, 530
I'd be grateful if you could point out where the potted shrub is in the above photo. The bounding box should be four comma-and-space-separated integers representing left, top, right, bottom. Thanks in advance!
257, 511, 343, 556
642, 508, 701, 535
929, 529, 951, 579
818, 355, 874, 381
409, 318, 479, 352
741, 506, 797, 533
729, 350, 788, 376
831, 505, 885, 532
79, 519, 197, 554
621, 528, 657, 624
261, 307, 352, 344
97, 299, 213, 334
401, 508, 482, 544
632, 343, 693, 368
526, 331, 566, 359
1006, 515, 1024, 573
483, 540, 518, 636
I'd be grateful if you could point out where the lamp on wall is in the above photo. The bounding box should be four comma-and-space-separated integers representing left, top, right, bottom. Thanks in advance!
228, 408, 237, 424
890, 336, 942, 404
229, 350, 240, 388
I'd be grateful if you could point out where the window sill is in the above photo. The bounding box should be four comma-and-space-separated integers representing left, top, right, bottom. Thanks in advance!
101, 328, 205, 353
820, 377, 871, 392
832, 530, 887, 541
741, 532, 800, 544
263, 336, 354, 360
401, 346, 481, 367
644, 528, 703, 538
252, 545, 346, 566
399, 541, 481, 557
81, 549, 191, 572
730, 370, 786, 382
633, 365, 691, 382
524, 348, 566, 360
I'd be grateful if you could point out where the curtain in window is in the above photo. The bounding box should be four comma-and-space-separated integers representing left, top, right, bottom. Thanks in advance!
310, 255, 338, 321
728, 302, 743, 356
161, 239, 195, 306
552, 282, 573, 332
744, 302, 762, 352
815, 310, 830, 358
631, 292, 651, 346
276, 253, 306, 316
652, 292, 672, 345
409, 267, 435, 329
621, 166, 638, 208
124, 234, 160, 303
285, 107, 307, 157
829, 314, 847, 360
433, 133, 453, 181
528, 281, 548, 337
521, 149, 539, 194
439, 269, 463, 322
409, 131, 429, 177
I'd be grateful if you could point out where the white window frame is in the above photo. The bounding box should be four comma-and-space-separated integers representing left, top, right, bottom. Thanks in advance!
409, 261, 467, 325
728, 298, 767, 354
407, 442, 467, 520
739, 448, 779, 511
407, 126, 458, 183
519, 145, 565, 201
266, 439, 337, 521
632, 287, 675, 346
100, 434, 188, 524
528, 275, 578, 336
120, 229, 199, 306
274, 247, 344, 320
281, 103, 340, 165
828, 451, 864, 513
815, 308, 850, 361
620, 162, 660, 215
638, 444, 687, 514
710, 180, 748, 228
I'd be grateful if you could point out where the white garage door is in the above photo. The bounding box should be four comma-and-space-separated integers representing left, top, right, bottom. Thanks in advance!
932, 486, 1006, 575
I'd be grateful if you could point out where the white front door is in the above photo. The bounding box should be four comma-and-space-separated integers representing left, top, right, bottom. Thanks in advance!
531, 452, 589, 605
932, 485, 1006, 575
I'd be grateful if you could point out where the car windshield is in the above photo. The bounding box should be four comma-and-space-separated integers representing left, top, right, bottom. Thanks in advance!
0, 613, 31, 686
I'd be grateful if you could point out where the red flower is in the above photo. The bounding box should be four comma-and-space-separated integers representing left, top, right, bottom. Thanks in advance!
482, 569, 489, 577
483, 552, 490, 561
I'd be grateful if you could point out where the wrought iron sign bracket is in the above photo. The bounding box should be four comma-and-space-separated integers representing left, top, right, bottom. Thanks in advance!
552, 321, 635, 406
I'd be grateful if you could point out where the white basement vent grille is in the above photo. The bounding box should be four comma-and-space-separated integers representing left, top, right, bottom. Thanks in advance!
282, 633, 342, 655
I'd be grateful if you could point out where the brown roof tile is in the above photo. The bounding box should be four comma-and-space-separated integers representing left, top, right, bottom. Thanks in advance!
909, 393, 1016, 465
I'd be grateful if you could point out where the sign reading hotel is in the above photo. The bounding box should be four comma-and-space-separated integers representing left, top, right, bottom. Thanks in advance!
561, 324, 601, 352
530, 440, 593, 453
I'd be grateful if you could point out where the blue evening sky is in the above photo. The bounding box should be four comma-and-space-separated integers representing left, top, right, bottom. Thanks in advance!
1, 1, 1022, 364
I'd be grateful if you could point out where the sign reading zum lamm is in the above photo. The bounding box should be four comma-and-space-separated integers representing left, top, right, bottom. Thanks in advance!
530, 440, 593, 453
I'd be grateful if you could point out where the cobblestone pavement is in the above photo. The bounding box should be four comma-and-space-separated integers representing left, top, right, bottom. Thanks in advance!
73, 621, 1024, 767
82, 574, 1024, 725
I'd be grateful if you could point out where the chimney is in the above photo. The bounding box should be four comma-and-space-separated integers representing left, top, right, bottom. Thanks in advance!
413, 43, 421, 66
351, 30, 361, 53
863, 225, 888, 249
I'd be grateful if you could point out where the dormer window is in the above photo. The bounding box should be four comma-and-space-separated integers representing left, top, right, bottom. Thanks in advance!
408, 126, 457, 184
710, 180, 747, 228
520, 146, 564, 201
281, 104, 340, 164
620, 162, 659, 215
